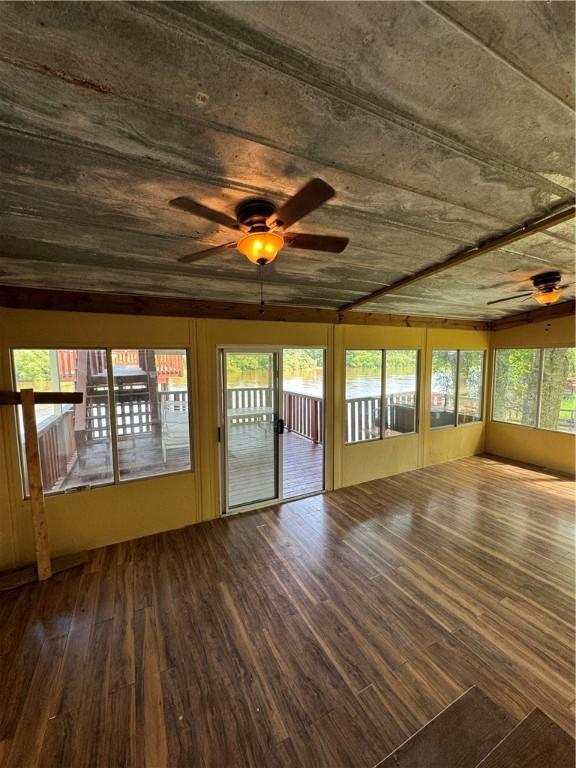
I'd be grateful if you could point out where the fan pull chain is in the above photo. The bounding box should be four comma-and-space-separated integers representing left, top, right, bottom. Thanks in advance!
258, 265, 265, 315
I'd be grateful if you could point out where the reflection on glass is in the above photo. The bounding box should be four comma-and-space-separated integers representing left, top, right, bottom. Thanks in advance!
282, 349, 324, 497
225, 351, 277, 508
458, 351, 484, 424
430, 350, 457, 428
384, 350, 418, 436
492, 348, 540, 427
540, 348, 576, 433
13, 348, 114, 494
112, 349, 191, 481
345, 350, 382, 443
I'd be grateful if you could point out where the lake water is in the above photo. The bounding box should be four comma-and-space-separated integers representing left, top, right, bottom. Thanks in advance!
227, 368, 420, 398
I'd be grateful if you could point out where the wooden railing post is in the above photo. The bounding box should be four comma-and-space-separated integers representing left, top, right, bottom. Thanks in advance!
311, 399, 319, 444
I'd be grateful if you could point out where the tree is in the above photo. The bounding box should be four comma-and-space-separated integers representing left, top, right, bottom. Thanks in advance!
539, 348, 572, 431
13, 349, 51, 383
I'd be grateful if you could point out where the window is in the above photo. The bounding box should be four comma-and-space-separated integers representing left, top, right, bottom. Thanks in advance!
493, 347, 576, 434
345, 350, 382, 443
384, 350, 419, 435
430, 350, 458, 427
541, 348, 576, 433
12, 349, 114, 494
12, 347, 192, 495
492, 348, 540, 427
112, 349, 191, 480
458, 350, 484, 425
345, 349, 419, 443
430, 349, 485, 428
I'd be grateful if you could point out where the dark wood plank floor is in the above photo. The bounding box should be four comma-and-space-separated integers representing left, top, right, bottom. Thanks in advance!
0, 455, 573, 767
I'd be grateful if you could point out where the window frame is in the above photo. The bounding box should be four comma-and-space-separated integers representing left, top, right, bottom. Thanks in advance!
11, 346, 194, 499
491, 345, 575, 434
429, 348, 486, 430
344, 348, 420, 445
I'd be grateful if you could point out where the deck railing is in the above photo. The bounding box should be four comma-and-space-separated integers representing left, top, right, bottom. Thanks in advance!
36, 407, 76, 490
35, 390, 189, 490
346, 395, 381, 443
345, 392, 419, 442
284, 391, 323, 444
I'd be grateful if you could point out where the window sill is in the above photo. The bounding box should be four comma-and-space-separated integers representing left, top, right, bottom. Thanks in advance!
490, 420, 575, 436
345, 431, 418, 446
429, 420, 483, 431
22, 466, 195, 500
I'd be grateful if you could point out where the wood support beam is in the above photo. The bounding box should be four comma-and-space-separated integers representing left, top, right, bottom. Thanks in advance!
20, 389, 52, 581
339, 205, 576, 312
490, 299, 575, 331
0, 284, 571, 331
0, 389, 84, 585
0, 285, 490, 330
0, 391, 83, 406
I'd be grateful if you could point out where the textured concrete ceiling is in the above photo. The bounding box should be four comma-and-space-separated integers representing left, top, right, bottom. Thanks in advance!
0, 1, 574, 319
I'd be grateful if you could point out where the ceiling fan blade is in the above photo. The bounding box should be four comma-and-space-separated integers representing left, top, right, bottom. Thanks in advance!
267, 178, 335, 229
284, 232, 349, 253
178, 241, 237, 263
170, 197, 240, 231
486, 292, 533, 306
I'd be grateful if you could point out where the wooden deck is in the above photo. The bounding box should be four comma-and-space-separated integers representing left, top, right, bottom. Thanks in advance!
0, 456, 573, 767
227, 424, 324, 508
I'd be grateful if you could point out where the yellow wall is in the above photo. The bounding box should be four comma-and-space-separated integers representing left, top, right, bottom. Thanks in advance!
485, 315, 575, 475
0, 309, 201, 570
334, 326, 490, 487
0, 305, 535, 571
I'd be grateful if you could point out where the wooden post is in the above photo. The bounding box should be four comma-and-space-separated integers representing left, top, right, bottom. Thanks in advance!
20, 389, 52, 581
0, 390, 84, 588
311, 399, 319, 444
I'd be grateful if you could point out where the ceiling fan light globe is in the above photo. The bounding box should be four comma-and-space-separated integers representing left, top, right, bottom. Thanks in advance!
237, 231, 283, 265
534, 288, 562, 305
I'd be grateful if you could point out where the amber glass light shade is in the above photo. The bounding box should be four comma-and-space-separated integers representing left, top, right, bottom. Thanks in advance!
533, 289, 562, 305
237, 231, 284, 265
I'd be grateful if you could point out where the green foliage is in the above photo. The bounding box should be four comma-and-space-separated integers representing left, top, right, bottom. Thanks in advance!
226, 349, 324, 377
493, 347, 575, 430
431, 350, 457, 395
13, 349, 51, 382
346, 349, 417, 371
284, 349, 324, 373
346, 350, 382, 370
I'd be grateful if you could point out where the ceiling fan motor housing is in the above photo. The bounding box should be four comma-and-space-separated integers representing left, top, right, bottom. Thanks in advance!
235, 198, 277, 230
532, 270, 561, 290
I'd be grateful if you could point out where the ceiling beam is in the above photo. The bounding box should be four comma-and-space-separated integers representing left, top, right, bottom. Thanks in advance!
339, 205, 576, 312
490, 299, 575, 331
0, 285, 490, 330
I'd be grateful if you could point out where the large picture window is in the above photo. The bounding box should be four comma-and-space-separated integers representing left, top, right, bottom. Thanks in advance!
12, 349, 114, 494
112, 349, 191, 480
492, 347, 575, 434
345, 349, 419, 443
12, 347, 192, 495
430, 349, 485, 428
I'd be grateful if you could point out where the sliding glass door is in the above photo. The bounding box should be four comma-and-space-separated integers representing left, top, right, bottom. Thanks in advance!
219, 347, 325, 514
221, 350, 281, 511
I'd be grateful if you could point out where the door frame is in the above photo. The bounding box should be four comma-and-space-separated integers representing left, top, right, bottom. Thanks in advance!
217, 344, 326, 516
218, 346, 284, 516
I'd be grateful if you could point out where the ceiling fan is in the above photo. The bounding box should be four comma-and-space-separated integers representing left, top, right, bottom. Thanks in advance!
170, 178, 349, 266
487, 271, 574, 306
